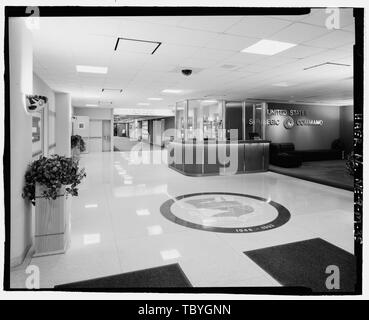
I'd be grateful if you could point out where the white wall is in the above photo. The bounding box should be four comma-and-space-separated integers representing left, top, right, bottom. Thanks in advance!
10, 18, 33, 267
73, 107, 112, 120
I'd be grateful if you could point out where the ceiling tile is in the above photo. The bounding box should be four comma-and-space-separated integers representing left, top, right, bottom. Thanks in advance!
122, 16, 185, 27
268, 13, 310, 22
303, 30, 355, 49
178, 16, 243, 32
224, 16, 292, 38
204, 34, 258, 51
253, 55, 299, 67
190, 47, 235, 61
301, 8, 354, 29
269, 22, 329, 44
277, 44, 326, 58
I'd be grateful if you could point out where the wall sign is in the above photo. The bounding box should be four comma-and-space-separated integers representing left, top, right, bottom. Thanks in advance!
264, 106, 324, 129
283, 116, 295, 129
267, 109, 306, 116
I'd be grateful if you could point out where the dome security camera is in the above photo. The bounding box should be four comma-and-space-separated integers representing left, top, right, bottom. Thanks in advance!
181, 69, 192, 76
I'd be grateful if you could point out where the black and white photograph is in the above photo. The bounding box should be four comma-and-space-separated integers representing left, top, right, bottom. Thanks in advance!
0, 0, 367, 303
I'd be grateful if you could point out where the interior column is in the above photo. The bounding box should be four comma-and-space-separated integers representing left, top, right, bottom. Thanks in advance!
55, 92, 72, 156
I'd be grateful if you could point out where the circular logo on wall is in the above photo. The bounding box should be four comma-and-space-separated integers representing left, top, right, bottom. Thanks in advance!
160, 192, 291, 233
283, 116, 295, 129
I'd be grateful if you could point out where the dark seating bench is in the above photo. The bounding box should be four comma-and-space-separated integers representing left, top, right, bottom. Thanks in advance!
270, 143, 342, 168
293, 149, 342, 162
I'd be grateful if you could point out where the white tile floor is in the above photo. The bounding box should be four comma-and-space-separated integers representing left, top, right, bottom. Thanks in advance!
10, 149, 354, 288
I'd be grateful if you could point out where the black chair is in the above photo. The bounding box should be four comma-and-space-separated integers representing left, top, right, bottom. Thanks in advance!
270, 143, 302, 168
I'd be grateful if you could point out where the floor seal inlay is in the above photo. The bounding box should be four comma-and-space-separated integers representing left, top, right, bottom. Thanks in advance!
160, 192, 291, 233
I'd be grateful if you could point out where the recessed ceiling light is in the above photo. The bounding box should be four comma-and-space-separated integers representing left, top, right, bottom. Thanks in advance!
76, 65, 108, 74
162, 89, 182, 94
241, 39, 296, 55
85, 104, 98, 107
137, 102, 150, 106
147, 98, 163, 101
84, 204, 98, 208
201, 99, 218, 103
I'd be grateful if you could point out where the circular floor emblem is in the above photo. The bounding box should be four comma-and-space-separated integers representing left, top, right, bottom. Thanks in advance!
160, 192, 291, 233
283, 116, 295, 129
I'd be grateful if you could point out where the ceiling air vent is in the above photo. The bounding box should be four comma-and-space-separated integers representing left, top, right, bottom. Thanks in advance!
304, 62, 351, 71
102, 88, 123, 93
98, 100, 113, 106
114, 37, 161, 55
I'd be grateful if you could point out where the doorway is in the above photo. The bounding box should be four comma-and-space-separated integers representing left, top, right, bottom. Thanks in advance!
102, 120, 111, 152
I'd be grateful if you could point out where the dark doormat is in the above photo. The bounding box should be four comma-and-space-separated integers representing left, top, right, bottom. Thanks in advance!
55, 263, 192, 289
244, 238, 357, 293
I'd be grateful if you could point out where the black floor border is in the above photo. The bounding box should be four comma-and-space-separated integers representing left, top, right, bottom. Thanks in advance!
54, 263, 193, 290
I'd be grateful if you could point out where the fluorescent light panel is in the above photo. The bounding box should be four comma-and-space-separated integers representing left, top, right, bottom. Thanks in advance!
76, 65, 108, 74
137, 102, 150, 106
272, 82, 290, 87
147, 98, 163, 101
85, 104, 98, 107
162, 89, 182, 94
201, 100, 218, 103
136, 209, 151, 216
241, 39, 296, 55
85, 204, 98, 208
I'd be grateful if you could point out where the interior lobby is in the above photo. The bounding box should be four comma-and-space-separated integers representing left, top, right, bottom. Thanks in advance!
7, 8, 360, 293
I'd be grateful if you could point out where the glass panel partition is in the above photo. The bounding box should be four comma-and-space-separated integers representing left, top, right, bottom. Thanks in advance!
175, 99, 224, 141
225, 101, 243, 140
175, 100, 266, 141
245, 103, 254, 139
202, 100, 223, 140
187, 100, 203, 140
175, 101, 186, 139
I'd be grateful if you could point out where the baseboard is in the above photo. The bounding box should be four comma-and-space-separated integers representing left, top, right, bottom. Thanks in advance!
10, 244, 34, 270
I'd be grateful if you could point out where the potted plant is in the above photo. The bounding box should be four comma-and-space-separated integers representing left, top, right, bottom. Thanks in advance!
71, 135, 86, 161
22, 155, 86, 256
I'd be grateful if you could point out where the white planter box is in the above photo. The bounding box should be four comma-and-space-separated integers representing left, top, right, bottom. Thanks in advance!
34, 183, 71, 257
71, 146, 81, 161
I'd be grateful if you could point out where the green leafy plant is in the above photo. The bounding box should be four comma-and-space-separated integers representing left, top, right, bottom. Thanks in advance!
22, 154, 86, 205
71, 135, 86, 152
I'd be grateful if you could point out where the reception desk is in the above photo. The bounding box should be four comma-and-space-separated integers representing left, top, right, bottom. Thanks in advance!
168, 139, 270, 176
